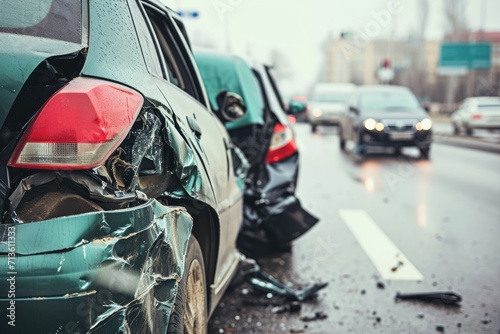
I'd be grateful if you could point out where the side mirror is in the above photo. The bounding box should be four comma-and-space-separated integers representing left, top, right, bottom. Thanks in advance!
349, 106, 359, 115
216, 90, 246, 123
287, 100, 307, 115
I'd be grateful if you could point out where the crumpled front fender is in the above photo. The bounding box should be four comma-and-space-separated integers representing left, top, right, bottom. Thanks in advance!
0, 200, 192, 333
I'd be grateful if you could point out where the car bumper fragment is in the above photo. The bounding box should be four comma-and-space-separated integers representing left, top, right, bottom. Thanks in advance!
239, 154, 318, 252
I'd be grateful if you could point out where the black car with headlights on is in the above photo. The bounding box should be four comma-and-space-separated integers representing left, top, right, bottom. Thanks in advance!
338, 85, 433, 158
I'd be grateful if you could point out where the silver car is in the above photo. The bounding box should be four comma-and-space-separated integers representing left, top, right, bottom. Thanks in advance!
452, 97, 500, 135
308, 83, 356, 132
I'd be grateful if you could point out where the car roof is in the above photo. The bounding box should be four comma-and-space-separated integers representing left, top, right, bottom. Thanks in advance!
356, 85, 413, 94
313, 82, 356, 93
193, 48, 265, 129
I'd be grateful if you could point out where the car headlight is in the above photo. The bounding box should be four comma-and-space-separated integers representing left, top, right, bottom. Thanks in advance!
312, 108, 322, 117
364, 118, 384, 131
416, 118, 432, 131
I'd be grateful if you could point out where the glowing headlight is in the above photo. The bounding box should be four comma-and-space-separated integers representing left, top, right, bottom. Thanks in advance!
364, 119, 384, 131
364, 118, 376, 130
421, 118, 432, 130
416, 118, 432, 131
312, 108, 323, 117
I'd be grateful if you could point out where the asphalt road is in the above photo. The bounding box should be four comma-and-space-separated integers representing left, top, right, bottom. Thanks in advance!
208, 123, 500, 334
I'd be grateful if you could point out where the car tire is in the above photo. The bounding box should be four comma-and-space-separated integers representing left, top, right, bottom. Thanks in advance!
420, 147, 430, 160
311, 124, 317, 133
339, 128, 346, 151
167, 236, 207, 334
339, 138, 346, 151
453, 124, 460, 135
466, 126, 473, 136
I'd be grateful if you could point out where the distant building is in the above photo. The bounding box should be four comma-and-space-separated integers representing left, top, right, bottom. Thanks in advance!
323, 31, 500, 102
324, 38, 440, 87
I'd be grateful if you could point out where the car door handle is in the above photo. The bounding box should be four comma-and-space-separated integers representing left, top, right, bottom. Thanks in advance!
187, 114, 202, 138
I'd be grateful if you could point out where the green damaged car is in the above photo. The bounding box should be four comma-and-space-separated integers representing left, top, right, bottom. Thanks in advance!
0, 1, 247, 332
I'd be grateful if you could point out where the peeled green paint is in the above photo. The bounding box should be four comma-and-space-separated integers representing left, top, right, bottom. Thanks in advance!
0, 200, 193, 333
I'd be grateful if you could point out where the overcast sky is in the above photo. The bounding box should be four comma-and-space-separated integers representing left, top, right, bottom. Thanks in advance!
164, 0, 500, 96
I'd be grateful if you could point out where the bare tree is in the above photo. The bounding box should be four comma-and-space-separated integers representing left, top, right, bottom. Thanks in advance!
443, 0, 468, 39
417, 0, 430, 40
398, 0, 429, 99
443, 0, 469, 103
269, 49, 293, 81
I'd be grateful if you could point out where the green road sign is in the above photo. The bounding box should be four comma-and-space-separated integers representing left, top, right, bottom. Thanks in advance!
439, 43, 491, 69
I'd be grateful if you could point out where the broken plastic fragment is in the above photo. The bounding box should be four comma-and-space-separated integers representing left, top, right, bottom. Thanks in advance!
300, 311, 328, 322
239, 258, 328, 302
395, 292, 462, 305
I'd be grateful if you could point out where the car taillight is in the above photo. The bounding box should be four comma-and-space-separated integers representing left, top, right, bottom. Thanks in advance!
265, 123, 297, 164
9, 77, 143, 170
471, 114, 483, 120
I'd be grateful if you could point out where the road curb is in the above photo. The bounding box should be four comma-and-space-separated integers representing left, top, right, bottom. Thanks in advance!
434, 134, 500, 154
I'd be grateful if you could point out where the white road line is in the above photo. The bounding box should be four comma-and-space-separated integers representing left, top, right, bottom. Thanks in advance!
339, 209, 424, 281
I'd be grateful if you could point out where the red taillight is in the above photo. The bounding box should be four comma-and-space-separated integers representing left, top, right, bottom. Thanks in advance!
9, 77, 143, 170
265, 123, 297, 164
471, 114, 483, 120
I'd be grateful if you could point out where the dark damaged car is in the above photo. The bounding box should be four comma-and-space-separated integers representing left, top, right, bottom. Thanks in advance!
194, 50, 318, 257
0, 1, 248, 333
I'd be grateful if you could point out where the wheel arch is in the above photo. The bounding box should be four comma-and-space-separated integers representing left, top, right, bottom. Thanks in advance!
165, 197, 220, 311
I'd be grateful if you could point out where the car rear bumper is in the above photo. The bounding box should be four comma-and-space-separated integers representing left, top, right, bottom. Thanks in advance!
238, 154, 318, 255
0, 200, 193, 333
309, 113, 341, 125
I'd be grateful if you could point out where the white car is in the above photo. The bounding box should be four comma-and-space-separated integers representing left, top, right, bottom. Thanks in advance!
452, 97, 500, 135
308, 83, 356, 132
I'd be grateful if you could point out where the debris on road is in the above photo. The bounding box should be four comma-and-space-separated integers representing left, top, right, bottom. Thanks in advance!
435, 325, 445, 332
300, 311, 328, 322
289, 327, 307, 334
391, 261, 404, 272
376, 282, 386, 289
239, 258, 328, 302
395, 292, 462, 306
272, 301, 301, 314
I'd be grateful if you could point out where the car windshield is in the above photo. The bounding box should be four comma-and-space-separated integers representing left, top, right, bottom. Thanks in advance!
0, 0, 82, 43
359, 91, 420, 111
313, 93, 349, 103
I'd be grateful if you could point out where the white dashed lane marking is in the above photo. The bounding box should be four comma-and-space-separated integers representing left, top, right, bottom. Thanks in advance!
339, 209, 424, 281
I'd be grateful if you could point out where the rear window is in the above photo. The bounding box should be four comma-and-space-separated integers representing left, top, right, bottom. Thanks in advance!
313, 92, 350, 103
478, 104, 500, 110
0, 0, 82, 43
